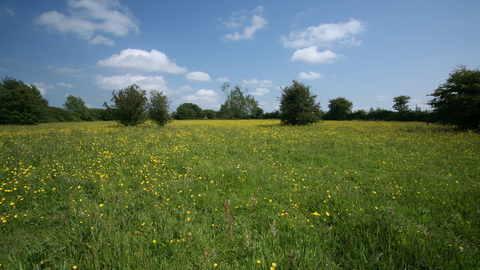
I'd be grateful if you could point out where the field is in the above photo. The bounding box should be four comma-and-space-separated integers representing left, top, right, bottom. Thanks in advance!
0, 120, 479, 269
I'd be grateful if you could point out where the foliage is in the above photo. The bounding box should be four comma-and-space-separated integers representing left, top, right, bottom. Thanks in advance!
41, 107, 83, 123
278, 80, 322, 125
428, 65, 480, 130
63, 94, 93, 121
0, 77, 49, 125
148, 90, 171, 126
325, 97, 353, 120
175, 103, 203, 119
104, 84, 148, 126
202, 109, 217, 119
219, 83, 260, 119
392, 95, 411, 113
1, 120, 479, 269
262, 110, 281, 119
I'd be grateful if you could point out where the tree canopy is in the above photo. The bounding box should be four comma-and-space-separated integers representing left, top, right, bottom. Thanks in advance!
148, 90, 171, 126
104, 84, 148, 126
0, 77, 49, 125
175, 103, 203, 119
63, 94, 93, 121
219, 83, 260, 119
325, 97, 353, 120
392, 95, 411, 113
428, 65, 480, 130
278, 80, 322, 125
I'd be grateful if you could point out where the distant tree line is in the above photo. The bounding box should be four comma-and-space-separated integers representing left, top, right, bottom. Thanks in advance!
1, 65, 479, 129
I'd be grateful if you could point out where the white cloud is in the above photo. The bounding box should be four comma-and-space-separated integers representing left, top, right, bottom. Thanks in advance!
282, 18, 365, 48
58, 82, 74, 88
185, 71, 211, 81
0, 7, 15, 18
55, 66, 86, 78
291, 46, 342, 64
222, 6, 267, 41
89, 34, 114, 46
178, 89, 220, 109
32, 82, 54, 95
95, 74, 168, 92
298, 71, 325, 80
216, 77, 229, 83
242, 79, 274, 85
97, 49, 187, 74
0, 67, 9, 72
251, 87, 270, 96
36, 0, 139, 45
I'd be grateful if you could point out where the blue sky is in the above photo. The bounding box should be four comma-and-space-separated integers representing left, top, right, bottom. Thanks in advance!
1, 0, 479, 112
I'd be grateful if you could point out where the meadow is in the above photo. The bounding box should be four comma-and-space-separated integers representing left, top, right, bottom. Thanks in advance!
0, 120, 479, 269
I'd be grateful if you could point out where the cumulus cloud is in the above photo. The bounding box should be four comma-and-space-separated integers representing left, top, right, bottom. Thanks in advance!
185, 71, 211, 81
222, 6, 267, 41
58, 82, 74, 87
298, 71, 325, 80
32, 82, 54, 95
291, 46, 342, 64
97, 49, 187, 74
178, 89, 219, 109
0, 7, 15, 18
282, 18, 365, 48
216, 77, 229, 83
95, 74, 168, 92
36, 0, 139, 45
251, 87, 270, 96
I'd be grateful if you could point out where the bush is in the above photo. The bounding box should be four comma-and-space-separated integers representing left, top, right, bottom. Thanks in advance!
104, 84, 148, 126
0, 77, 49, 125
279, 80, 322, 125
148, 90, 171, 126
428, 65, 480, 130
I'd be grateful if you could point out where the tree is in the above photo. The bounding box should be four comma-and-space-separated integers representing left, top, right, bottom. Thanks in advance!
325, 97, 353, 120
0, 77, 49, 125
202, 109, 217, 119
63, 94, 93, 120
148, 90, 171, 126
278, 80, 322, 125
219, 83, 260, 119
104, 84, 148, 126
428, 65, 480, 130
392, 95, 411, 113
175, 103, 202, 119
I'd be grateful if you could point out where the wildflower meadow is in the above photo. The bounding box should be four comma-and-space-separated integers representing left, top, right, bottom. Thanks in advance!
0, 120, 479, 269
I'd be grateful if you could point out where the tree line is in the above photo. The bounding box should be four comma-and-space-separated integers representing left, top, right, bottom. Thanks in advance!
1, 65, 479, 129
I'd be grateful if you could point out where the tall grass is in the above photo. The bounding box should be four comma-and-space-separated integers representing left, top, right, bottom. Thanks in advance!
0, 120, 479, 269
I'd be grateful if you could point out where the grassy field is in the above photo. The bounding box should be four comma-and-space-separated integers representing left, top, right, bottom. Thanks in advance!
0, 120, 479, 269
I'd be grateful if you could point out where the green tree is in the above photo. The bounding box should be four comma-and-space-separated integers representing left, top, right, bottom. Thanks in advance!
325, 97, 353, 120
104, 84, 148, 126
202, 109, 217, 119
148, 90, 171, 126
0, 77, 49, 125
428, 65, 480, 130
63, 94, 93, 121
278, 80, 322, 125
392, 95, 411, 113
219, 83, 259, 119
175, 103, 202, 119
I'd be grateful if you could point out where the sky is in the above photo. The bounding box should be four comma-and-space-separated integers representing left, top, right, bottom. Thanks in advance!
1, 0, 479, 112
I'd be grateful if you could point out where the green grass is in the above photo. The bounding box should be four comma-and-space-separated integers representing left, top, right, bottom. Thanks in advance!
1, 120, 479, 269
